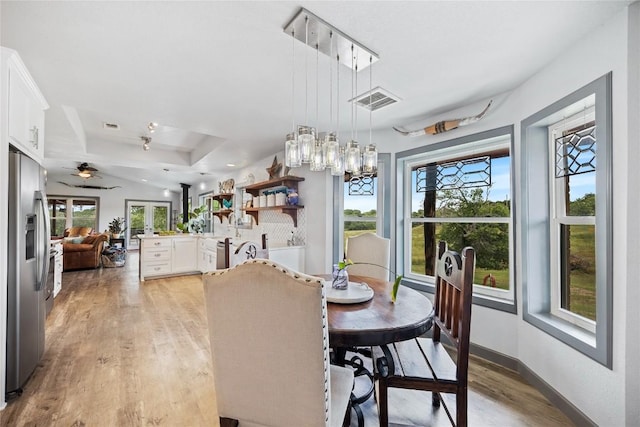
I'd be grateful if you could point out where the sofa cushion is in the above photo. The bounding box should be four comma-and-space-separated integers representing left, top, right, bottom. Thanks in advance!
64, 226, 93, 237
63, 243, 94, 253
82, 235, 98, 245
63, 237, 85, 244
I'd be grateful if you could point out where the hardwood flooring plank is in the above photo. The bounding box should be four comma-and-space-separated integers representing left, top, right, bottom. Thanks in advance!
1, 252, 571, 427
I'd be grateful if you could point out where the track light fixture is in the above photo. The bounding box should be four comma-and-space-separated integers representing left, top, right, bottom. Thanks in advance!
141, 136, 151, 151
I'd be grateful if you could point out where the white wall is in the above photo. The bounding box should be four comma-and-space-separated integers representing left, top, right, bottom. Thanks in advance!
219, 150, 334, 274
625, 3, 640, 423
375, 7, 634, 425
45, 173, 180, 233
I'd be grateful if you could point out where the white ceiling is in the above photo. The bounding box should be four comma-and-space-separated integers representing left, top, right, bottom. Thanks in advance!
0, 1, 631, 191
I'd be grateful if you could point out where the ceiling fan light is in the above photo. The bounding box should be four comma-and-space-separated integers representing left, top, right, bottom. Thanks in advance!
143, 142, 150, 151
78, 170, 92, 178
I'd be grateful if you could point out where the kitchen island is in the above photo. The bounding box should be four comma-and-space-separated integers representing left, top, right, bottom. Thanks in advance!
138, 234, 305, 281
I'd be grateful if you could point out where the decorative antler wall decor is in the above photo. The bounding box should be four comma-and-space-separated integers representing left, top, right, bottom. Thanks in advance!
393, 100, 492, 137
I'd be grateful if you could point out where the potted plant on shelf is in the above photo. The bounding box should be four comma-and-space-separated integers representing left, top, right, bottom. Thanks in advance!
108, 217, 127, 238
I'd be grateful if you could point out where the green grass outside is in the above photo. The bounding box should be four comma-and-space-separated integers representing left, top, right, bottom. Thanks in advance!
344, 222, 596, 321
565, 225, 596, 321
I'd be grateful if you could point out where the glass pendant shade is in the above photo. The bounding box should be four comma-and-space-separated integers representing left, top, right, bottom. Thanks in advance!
298, 125, 314, 163
345, 140, 361, 174
325, 133, 339, 169
362, 144, 378, 174
285, 132, 301, 168
331, 146, 346, 176
309, 139, 326, 171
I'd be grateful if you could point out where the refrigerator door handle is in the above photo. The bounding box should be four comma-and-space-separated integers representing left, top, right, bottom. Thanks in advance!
35, 190, 50, 291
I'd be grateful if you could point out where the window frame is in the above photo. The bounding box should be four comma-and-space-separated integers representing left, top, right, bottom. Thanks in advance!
521, 72, 612, 368
396, 125, 517, 313
334, 154, 391, 264
548, 109, 597, 332
48, 195, 100, 236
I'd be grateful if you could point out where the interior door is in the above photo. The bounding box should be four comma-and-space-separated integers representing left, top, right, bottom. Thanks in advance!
126, 200, 171, 250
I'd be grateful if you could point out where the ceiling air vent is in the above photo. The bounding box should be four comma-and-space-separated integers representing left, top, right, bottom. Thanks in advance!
103, 122, 120, 130
352, 87, 401, 111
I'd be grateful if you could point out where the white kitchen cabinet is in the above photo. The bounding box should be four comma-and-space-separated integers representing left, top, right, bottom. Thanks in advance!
3, 48, 48, 164
139, 236, 199, 281
172, 238, 198, 273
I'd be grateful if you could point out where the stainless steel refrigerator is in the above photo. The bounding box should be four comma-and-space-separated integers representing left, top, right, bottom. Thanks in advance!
6, 148, 50, 396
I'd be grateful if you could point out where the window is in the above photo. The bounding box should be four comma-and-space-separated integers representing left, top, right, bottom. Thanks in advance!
550, 113, 597, 331
397, 126, 515, 311
344, 175, 378, 242
333, 154, 391, 262
48, 196, 99, 236
521, 73, 612, 367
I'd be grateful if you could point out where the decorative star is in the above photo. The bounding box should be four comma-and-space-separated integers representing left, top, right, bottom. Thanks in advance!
266, 155, 282, 180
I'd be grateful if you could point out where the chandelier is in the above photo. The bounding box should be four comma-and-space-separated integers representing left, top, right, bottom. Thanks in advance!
284, 8, 379, 177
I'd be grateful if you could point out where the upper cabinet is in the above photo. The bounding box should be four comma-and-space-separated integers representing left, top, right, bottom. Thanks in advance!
2, 47, 49, 164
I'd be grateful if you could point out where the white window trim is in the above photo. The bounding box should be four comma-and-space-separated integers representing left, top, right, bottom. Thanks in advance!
49, 196, 100, 233
398, 126, 515, 309
520, 72, 612, 367
548, 109, 597, 333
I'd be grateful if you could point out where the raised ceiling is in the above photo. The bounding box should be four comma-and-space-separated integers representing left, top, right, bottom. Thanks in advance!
0, 1, 631, 190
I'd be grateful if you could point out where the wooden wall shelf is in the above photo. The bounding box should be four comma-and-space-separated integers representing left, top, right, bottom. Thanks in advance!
212, 209, 233, 220
241, 176, 305, 226
244, 176, 304, 196
243, 205, 304, 227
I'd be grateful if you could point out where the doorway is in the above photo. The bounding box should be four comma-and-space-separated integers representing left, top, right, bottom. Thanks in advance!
125, 200, 172, 250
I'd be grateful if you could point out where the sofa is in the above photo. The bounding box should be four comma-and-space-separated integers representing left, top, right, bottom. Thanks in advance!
62, 233, 109, 271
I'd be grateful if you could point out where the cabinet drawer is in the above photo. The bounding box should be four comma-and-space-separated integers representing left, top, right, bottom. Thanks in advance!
143, 239, 171, 249
143, 262, 171, 276
143, 248, 171, 261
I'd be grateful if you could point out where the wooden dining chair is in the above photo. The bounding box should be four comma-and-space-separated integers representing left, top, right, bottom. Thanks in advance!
203, 260, 354, 426
222, 233, 268, 268
345, 232, 391, 281
373, 241, 476, 427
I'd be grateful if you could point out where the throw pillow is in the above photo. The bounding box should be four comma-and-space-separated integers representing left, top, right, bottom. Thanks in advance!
64, 237, 84, 244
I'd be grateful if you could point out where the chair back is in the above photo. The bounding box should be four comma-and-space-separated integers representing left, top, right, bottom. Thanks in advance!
433, 241, 475, 385
203, 260, 332, 426
345, 232, 390, 280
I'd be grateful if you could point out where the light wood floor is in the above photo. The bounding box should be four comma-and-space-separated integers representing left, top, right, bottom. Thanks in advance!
1, 253, 573, 426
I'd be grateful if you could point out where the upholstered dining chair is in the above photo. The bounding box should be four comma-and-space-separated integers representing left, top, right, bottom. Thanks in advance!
345, 232, 391, 281
373, 241, 476, 427
222, 233, 269, 268
203, 260, 354, 426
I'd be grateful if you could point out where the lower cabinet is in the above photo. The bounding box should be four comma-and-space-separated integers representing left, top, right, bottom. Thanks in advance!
139, 236, 199, 281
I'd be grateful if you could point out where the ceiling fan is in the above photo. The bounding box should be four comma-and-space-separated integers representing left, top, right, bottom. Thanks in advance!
68, 162, 101, 179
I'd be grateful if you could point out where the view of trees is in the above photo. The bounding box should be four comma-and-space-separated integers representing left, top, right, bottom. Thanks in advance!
344, 209, 376, 231
435, 188, 510, 270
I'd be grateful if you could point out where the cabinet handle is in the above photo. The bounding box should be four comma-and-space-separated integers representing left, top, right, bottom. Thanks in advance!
154, 241, 161, 246
154, 253, 161, 257
30, 126, 39, 149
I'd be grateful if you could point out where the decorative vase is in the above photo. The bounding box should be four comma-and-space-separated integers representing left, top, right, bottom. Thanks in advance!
332, 264, 349, 290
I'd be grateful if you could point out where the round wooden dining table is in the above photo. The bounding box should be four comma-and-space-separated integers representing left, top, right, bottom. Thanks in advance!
319, 274, 434, 426
324, 274, 434, 348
